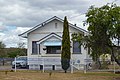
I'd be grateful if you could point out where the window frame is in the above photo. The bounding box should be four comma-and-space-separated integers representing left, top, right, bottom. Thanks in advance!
46, 46, 61, 54
32, 41, 38, 55
73, 41, 81, 54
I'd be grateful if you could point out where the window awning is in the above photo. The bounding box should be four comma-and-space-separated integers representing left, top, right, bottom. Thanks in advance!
43, 41, 61, 46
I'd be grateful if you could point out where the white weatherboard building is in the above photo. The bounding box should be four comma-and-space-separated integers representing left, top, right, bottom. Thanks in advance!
19, 16, 90, 70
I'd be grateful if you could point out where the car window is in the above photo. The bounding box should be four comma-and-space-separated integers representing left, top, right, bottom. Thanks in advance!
16, 57, 27, 61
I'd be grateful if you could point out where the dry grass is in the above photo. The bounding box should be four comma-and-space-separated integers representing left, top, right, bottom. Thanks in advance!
0, 70, 119, 80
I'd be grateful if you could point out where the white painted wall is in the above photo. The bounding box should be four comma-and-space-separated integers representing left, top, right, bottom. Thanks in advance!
27, 19, 89, 67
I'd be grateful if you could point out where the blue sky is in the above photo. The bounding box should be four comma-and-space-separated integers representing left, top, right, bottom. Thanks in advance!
0, 0, 120, 48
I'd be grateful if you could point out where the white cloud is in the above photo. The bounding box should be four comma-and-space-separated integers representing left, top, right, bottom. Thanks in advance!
0, 0, 120, 48
0, 26, 30, 48
0, 32, 5, 41
0, 22, 7, 31
68, 13, 87, 30
0, 0, 119, 27
89, 0, 120, 7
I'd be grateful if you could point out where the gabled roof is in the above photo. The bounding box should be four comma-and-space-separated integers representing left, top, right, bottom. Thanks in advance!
19, 16, 87, 38
37, 33, 62, 44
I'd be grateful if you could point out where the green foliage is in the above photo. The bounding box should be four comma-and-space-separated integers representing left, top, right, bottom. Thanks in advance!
0, 41, 6, 57
72, 3, 120, 66
71, 33, 83, 45
100, 61, 109, 69
0, 42, 26, 58
8, 48, 27, 58
8, 51, 18, 58
85, 3, 120, 65
0, 41, 6, 48
61, 16, 71, 73
61, 59, 70, 73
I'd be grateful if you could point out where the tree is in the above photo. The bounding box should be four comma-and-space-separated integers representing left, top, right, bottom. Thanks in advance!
0, 41, 6, 65
72, 3, 120, 67
61, 16, 71, 73
85, 3, 120, 66
107, 4, 120, 65
8, 42, 27, 58
0, 41, 6, 57
0, 41, 6, 49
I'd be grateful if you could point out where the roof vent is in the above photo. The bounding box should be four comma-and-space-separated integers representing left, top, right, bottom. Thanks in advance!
74, 24, 76, 26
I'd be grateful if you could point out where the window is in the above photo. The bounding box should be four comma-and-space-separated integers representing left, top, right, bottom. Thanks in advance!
46, 46, 61, 54
55, 23, 57, 28
32, 41, 37, 54
73, 41, 81, 54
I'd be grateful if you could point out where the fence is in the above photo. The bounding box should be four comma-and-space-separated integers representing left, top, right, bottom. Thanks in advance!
28, 57, 61, 72
83, 59, 120, 74
28, 57, 86, 73
0, 58, 14, 70
0, 57, 119, 74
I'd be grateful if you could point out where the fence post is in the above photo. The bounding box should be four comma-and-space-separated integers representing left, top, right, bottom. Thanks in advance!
38, 56, 39, 70
71, 59, 73, 73
43, 58, 44, 73
15, 57, 16, 72
114, 59, 115, 74
84, 65, 87, 73
84, 59, 86, 74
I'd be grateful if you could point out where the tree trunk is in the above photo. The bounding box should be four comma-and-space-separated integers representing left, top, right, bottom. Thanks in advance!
111, 47, 120, 66
95, 54, 102, 69
98, 59, 102, 69
95, 58, 102, 69
65, 70, 67, 73
117, 37, 120, 47
2, 58, 4, 66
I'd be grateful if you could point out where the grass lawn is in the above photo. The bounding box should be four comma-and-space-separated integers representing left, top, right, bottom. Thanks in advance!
0, 70, 119, 80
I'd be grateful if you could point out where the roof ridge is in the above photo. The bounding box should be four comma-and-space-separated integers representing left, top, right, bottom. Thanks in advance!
19, 16, 63, 37
19, 16, 88, 38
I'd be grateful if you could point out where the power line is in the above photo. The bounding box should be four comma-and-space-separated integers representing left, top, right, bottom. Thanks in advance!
107, 0, 118, 5
69, 0, 118, 21
69, 13, 86, 19
112, 0, 118, 4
